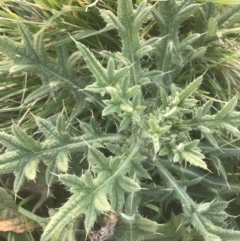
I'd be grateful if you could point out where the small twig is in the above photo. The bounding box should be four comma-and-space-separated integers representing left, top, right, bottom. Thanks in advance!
85, 0, 100, 12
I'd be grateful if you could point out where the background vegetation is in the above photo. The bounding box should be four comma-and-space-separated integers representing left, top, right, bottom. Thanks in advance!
1, 0, 240, 240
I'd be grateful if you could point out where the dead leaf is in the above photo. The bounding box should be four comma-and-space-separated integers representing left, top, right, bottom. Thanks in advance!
0, 188, 37, 233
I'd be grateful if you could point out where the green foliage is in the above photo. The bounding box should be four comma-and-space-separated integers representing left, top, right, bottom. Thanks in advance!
1, 0, 240, 241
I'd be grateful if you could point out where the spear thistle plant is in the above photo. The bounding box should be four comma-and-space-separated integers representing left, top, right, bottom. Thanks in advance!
1, 0, 240, 240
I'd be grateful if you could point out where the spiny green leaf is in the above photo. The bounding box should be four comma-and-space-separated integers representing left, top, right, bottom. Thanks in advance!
215, 96, 237, 120
133, 4, 152, 31
56, 114, 67, 136
24, 159, 39, 180
0, 132, 22, 150
93, 192, 111, 212
56, 151, 69, 172
173, 4, 200, 27
126, 86, 140, 99
42, 171, 114, 240
106, 57, 115, 81
75, 42, 108, 86
117, 176, 141, 193
148, 119, 158, 133
24, 84, 51, 104
17, 22, 34, 54
160, 87, 168, 107
12, 125, 41, 152
84, 205, 98, 234
33, 32, 48, 61
195, 100, 213, 119
112, 213, 158, 241
190, 46, 207, 61
101, 10, 126, 33
210, 155, 227, 181
151, 8, 167, 31
59, 174, 85, 192
41, 193, 86, 241
205, 18, 218, 42
184, 140, 200, 152
102, 103, 120, 116
178, 76, 202, 102
88, 147, 109, 170
201, 132, 219, 149
216, 5, 240, 27
219, 122, 240, 137
179, 33, 202, 51
67, 51, 82, 71
110, 183, 125, 212
119, 115, 132, 131
35, 117, 59, 140
181, 151, 208, 170
0, 36, 21, 60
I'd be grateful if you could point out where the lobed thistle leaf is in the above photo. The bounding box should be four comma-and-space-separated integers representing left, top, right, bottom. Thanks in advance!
41, 172, 113, 240
0, 22, 87, 118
